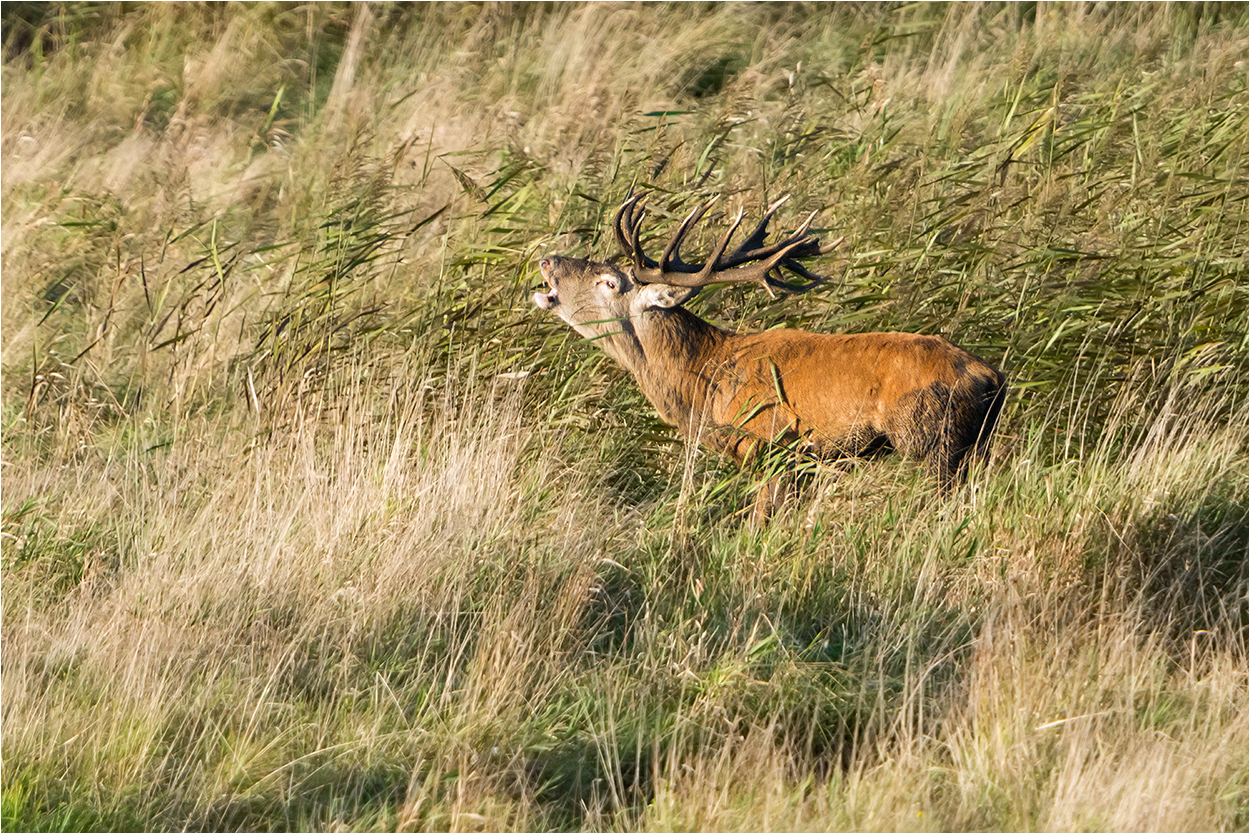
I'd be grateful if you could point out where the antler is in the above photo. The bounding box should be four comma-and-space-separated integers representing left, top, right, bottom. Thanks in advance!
612, 192, 841, 294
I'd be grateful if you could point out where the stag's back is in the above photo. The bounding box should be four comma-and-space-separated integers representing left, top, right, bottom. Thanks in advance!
704, 329, 1004, 485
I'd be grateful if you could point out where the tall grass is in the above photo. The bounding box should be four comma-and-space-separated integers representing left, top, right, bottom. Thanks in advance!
3, 3, 1247, 831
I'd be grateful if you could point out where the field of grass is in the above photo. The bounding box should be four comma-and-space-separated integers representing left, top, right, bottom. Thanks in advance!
2, 3, 1247, 831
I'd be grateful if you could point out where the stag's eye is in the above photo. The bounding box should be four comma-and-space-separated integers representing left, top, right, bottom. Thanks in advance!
596, 275, 618, 292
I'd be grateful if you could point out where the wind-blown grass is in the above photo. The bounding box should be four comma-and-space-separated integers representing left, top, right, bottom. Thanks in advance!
3, 3, 1246, 831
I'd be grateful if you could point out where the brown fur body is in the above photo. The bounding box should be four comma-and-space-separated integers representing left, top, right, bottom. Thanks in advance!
534, 250, 1004, 516
614, 304, 1004, 484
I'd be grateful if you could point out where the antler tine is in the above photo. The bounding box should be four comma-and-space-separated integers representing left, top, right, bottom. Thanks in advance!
657, 207, 755, 288
736, 234, 816, 286
723, 207, 819, 268
753, 233, 845, 294
764, 194, 792, 215
630, 201, 655, 268
613, 191, 645, 257
764, 259, 827, 293
755, 232, 845, 294
659, 196, 718, 273
793, 209, 818, 238
706, 207, 747, 272
817, 235, 844, 256
725, 194, 790, 262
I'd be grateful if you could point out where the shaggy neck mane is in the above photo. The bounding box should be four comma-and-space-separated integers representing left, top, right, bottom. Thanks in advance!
602, 306, 728, 429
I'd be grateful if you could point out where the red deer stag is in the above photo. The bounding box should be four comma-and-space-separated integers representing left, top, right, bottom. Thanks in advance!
532, 193, 1005, 522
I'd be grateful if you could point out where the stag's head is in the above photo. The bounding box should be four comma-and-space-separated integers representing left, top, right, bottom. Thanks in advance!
531, 255, 662, 341
532, 193, 840, 344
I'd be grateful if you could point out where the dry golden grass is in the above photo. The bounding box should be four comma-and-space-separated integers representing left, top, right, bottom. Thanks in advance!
2, 3, 1246, 831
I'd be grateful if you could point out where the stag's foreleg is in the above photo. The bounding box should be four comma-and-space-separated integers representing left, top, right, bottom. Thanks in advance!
694, 427, 791, 527
749, 473, 794, 527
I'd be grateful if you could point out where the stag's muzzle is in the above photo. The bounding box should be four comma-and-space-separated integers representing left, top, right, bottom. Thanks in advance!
533, 257, 558, 309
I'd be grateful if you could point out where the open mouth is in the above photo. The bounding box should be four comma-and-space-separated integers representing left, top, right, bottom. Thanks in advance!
532, 259, 558, 309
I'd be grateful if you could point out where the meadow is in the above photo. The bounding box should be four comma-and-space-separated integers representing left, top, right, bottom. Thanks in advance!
2, 3, 1247, 830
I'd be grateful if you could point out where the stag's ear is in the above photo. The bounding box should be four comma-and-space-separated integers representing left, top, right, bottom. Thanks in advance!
635, 283, 698, 311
